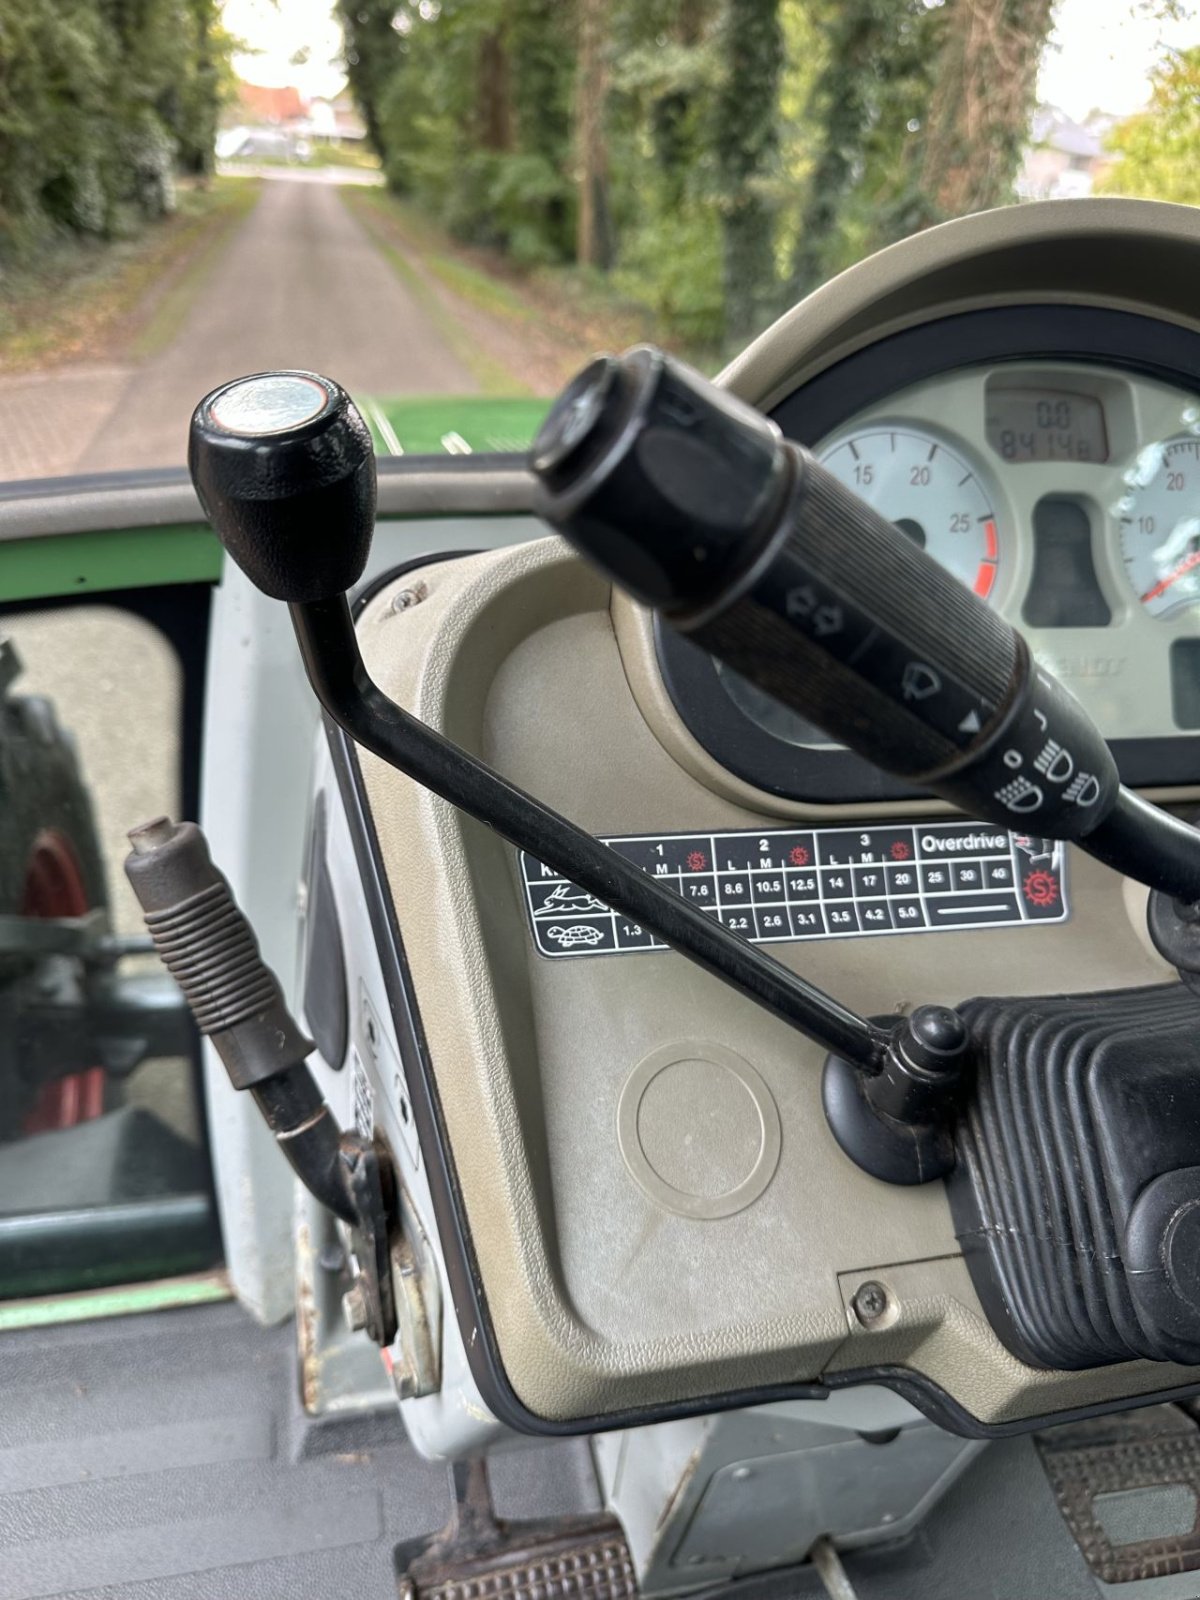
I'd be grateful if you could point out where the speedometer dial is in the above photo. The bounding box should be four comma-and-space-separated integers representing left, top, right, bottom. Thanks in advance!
1119, 436, 1200, 618
818, 427, 1002, 601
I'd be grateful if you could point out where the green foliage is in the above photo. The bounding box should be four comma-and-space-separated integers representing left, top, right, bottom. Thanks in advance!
788, 0, 937, 297
0, 0, 231, 260
341, 0, 1058, 353
917, 0, 1054, 221
714, 0, 783, 344
613, 207, 724, 345
1098, 45, 1200, 206
358, 0, 576, 265
337, 0, 407, 159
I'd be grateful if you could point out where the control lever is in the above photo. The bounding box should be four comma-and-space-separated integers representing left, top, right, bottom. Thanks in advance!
529, 346, 1200, 909
187, 370, 960, 1097
125, 816, 397, 1345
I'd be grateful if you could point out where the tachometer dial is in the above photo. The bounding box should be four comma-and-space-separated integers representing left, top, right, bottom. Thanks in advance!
818, 427, 1002, 601
1119, 436, 1200, 618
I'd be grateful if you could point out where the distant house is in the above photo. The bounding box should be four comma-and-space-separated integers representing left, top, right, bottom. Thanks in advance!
235, 82, 306, 128
1018, 106, 1117, 200
217, 81, 317, 163
217, 78, 368, 164
308, 92, 367, 145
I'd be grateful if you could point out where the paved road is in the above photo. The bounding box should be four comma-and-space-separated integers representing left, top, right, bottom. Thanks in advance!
4, 174, 478, 1144
5, 169, 480, 922
0, 172, 476, 481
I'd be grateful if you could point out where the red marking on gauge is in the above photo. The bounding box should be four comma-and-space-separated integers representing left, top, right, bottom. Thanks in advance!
1023, 869, 1059, 908
984, 519, 999, 561
789, 845, 810, 867
890, 841, 912, 861
974, 561, 997, 600
686, 850, 708, 872
1140, 547, 1200, 604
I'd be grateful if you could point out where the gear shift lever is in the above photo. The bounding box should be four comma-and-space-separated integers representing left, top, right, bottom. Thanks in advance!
186, 370, 914, 1076
190, 371, 377, 602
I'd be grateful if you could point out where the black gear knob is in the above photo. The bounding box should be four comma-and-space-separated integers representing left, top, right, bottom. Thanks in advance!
189, 371, 376, 603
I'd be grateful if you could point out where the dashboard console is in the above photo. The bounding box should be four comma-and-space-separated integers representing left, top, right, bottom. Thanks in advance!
330, 200, 1200, 1441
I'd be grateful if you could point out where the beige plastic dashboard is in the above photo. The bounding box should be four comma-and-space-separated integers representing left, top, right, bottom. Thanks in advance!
357, 199, 1200, 1429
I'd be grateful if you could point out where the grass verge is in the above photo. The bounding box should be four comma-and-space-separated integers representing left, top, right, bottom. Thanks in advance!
343, 186, 684, 398
343, 186, 528, 395
0, 177, 261, 375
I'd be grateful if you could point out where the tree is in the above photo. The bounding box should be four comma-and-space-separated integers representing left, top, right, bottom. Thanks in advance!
337, 0, 408, 161
575, 0, 611, 268
594, 2, 719, 343
0, 0, 230, 257
329, 0, 1065, 352
788, 0, 1054, 300
918, 0, 1055, 219
172, 0, 238, 178
1097, 44, 1200, 206
713, 0, 783, 345
788, 0, 933, 298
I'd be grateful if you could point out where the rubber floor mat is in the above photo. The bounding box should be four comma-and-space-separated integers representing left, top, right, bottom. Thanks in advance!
1036, 1404, 1200, 1583
0, 1298, 603, 1599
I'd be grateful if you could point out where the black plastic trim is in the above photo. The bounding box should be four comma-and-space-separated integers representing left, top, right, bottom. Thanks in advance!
321, 552, 1200, 1440
824, 1365, 1200, 1439
659, 304, 1200, 801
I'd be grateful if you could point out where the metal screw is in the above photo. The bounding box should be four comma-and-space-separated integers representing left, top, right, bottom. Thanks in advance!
852, 1280, 890, 1327
390, 580, 428, 614
342, 1280, 369, 1332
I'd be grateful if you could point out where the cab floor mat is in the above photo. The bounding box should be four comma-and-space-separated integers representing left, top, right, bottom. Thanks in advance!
1035, 1405, 1200, 1585
0, 1298, 601, 1600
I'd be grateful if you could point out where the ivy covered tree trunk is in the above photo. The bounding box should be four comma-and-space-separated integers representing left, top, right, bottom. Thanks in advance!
337, 0, 406, 165
175, 0, 225, 179
477, 29, 513, 152
510, 0, 575, 260
714, 0, 783, 347
791, 1, 891, 298
650, 0, 710, 212
789, 0, 937, 298
919, 0, 1055, 218
576, 0, 612, 269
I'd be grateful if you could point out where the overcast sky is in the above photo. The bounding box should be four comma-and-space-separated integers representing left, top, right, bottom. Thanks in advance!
222, 0, 1200, 119
1040, 0, 1200, 116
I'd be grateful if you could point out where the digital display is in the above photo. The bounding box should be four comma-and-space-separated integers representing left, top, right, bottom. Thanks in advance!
986, 388, 1109, 464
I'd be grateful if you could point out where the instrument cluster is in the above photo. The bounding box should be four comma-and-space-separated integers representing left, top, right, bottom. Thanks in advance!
754, 362, 1200, 749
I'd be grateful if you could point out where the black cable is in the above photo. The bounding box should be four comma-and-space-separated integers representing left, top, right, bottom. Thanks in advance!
288, 595, 888, 1071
